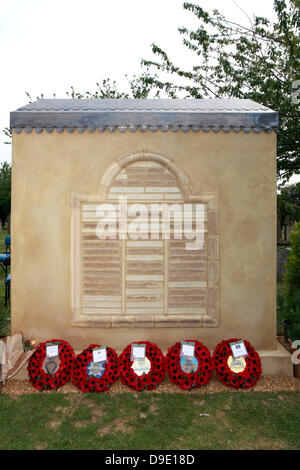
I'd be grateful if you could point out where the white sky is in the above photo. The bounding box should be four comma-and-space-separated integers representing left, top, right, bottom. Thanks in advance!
1, 0, 298, 183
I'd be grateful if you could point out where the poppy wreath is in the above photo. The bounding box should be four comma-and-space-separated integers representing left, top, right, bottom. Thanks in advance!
119, 341, 166, 391
213, 338, 262, 389
71, 344, 119, 392
166, 340, 213, 391
27, 339, 76, 391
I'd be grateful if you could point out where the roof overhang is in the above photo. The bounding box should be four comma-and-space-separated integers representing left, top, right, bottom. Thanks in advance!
10, 98, 279, 134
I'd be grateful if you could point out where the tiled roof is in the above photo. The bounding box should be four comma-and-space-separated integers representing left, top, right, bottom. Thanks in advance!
10, 98, 278, 133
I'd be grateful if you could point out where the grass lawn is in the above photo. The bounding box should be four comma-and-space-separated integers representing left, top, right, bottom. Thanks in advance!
0, 391, 299, 450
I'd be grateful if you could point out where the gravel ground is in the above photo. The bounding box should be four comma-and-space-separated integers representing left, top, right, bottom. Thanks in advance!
2, 374, 300, 396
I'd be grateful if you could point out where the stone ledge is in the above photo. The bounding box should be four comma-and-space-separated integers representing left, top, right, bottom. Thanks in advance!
258, 342, 293, 377
71, 314, 220, 328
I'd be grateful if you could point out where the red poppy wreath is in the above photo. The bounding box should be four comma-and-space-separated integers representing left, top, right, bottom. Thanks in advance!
27, 339, 76, 391
71, 344, 119, 392
213, 338, 262, 389
166, 340, 213, 391
119, 341, 166, 391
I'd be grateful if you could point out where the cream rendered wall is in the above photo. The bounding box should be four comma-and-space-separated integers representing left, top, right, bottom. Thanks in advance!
11, 129, 277, 351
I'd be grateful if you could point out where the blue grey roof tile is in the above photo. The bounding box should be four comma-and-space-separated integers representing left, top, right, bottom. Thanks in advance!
10, 98, 278, 133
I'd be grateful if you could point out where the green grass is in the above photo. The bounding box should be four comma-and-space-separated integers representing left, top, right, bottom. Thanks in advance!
0, 391, 299, 450
0, 230, 10, 337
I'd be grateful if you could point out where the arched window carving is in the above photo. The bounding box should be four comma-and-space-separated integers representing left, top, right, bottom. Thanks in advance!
71, 152, 219, 328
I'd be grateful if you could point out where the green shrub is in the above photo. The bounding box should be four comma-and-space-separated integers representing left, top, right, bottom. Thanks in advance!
289, 322, 300, 344
283, 289, 300, 341
284, 221, 300, 292
282, 222, 300, 341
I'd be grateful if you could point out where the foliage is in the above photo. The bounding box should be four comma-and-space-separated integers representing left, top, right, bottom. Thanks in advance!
277, 282, 286, 333
140, 0, 300, 183
279, 221, 300, 340
3, 1, 299, 183
279, 286, 300, 339
284, 221, 300, 290
0, 230, 10, 338
65, 76, 154, 100
281, 181, 300, 207
277, 182, 300, 231
25, 80, 131, 101
0, 162, 11, 228
2, 127, 11, 145
23, 75, 153, 103
289, 317, 300, 342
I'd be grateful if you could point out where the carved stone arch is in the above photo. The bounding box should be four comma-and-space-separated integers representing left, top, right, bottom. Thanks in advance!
99, 152, 191, 200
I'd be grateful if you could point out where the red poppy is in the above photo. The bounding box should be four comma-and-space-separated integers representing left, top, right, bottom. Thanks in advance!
27, 339, 76, 391
71, 344, 119, 393
213, 338, 262, 389
119, 341, 166, 391
166, 340, 213, 391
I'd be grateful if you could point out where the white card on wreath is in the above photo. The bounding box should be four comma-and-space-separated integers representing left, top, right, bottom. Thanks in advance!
46, 344, 59, 358
131, 344, 146, 360
181, 341, 195, 358
93, 347, 107, 363
230, 340, 248, 359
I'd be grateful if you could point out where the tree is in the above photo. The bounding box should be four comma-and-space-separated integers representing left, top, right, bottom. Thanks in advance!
0, 162, 11, 229
285, 221, 300, 289
278, 182, 300, 234
64, 77, 153, 100
280, 181, 300, 207
282, 221, 300, 341
3, 1, 299, 182
139, 0, 300, 183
